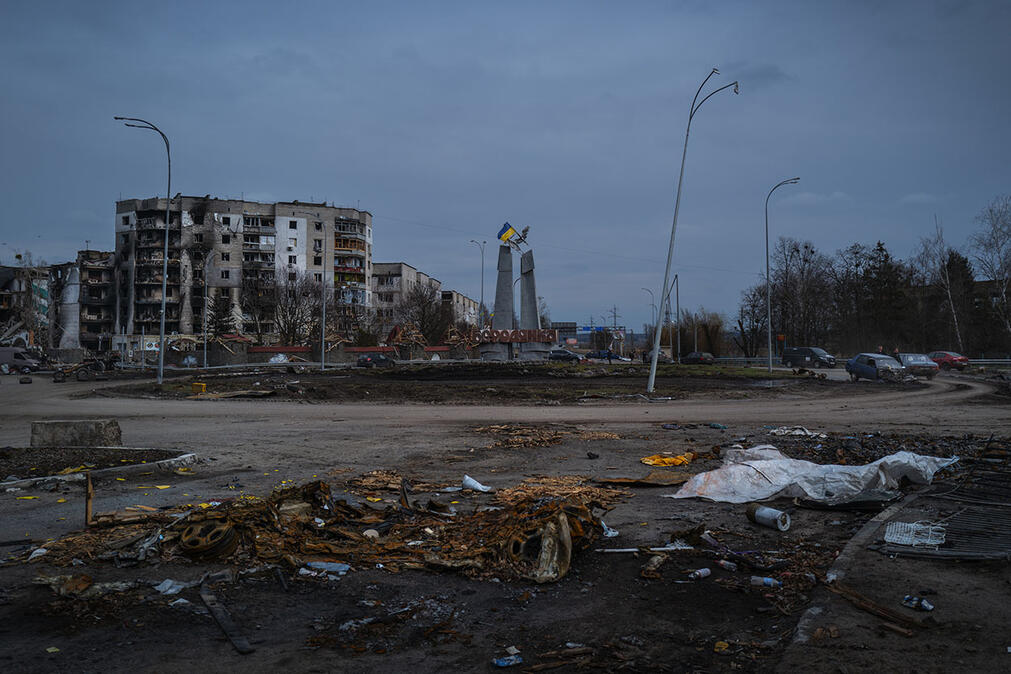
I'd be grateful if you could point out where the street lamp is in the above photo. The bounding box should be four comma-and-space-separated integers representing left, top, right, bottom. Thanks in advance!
114, 116, 171, 384
641, 288, 656, 328
201, 252, 217, 368
469, 240, 486, 327
647, 69, 739, 393
664, 274, 680, 364
765, 177, 799, 372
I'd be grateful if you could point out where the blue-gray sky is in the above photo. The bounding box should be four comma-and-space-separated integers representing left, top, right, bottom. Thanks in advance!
2, 0, 1009, 332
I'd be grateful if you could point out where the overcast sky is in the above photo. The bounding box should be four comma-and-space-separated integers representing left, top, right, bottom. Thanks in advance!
2, 0, 1009, 332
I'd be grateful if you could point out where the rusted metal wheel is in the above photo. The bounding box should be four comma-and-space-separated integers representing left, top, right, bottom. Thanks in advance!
179, 520, 238, 560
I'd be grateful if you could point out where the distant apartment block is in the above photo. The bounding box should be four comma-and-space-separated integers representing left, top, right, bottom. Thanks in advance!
49, 250, 116, 351
441, 290, 480, 326
371, 262, 442, 330
114, 196, 372, 336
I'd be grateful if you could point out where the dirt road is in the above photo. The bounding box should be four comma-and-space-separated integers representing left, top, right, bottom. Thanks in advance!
1, 372, 1007, 672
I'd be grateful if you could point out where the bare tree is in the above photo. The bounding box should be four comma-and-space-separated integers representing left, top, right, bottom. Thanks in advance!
240, 276, 276, 342
916, 221, 968, 352
393, 282, 449, 345
970, 195, 1011, 343
733, 284, 766, 357
273, 272, 320, 345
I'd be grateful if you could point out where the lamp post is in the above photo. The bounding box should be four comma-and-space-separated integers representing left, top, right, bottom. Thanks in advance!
321, 278, 328, 371
765, 177, 799, 372
666, 274, 680, 363
647, 69, 739, 393
114, 116, 171, 384
641, 287, 656, 328
202, 252, 217, 368
469, 240, 486, 327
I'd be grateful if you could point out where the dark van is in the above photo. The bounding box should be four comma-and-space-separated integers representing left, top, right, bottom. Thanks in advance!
782, 346, 836, 368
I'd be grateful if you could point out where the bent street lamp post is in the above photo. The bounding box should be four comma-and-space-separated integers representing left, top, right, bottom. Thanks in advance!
470, 240, 486, 327
114, 116, 171, 384
765, 177, 799, 373
647, 70, 739, 392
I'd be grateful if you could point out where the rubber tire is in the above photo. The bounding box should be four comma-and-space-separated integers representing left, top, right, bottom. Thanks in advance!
76, 368, 94, 382
849, 372, 859, 382
53, 371, 67, 383
941, 362, 951, 371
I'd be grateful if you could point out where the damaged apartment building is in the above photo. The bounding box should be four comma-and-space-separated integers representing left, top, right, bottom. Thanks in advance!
112, 196, 373, 342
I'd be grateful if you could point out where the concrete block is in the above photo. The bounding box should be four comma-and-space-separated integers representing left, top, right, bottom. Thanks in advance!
30, 419, 123, 448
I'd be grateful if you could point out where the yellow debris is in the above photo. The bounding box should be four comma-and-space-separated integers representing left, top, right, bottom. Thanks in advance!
640, 452, 696, 467
714, 641, 729, 653
366, 497, 383, 502
56, 498, 67, 503
155, 485, 171, 490
17, 496, 39, 500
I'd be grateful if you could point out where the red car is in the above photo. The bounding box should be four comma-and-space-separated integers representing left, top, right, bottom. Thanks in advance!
928, 351, 969, 371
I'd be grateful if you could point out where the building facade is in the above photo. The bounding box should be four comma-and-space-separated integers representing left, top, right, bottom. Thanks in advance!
113, 196, 372, 339
441, 290, 480, 326
371, 262, 442, 333
49, 250, 116, 351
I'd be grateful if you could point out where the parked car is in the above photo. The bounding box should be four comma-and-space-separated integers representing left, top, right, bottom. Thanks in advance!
782, 346, 836, 368
845, 353, 906, 381
928, 351, 969, 371
357, 353, 396, 368
898, 353, 939, 379
548, 348, 583, 363
683, 351, 715, 365
0, 346, 42, 373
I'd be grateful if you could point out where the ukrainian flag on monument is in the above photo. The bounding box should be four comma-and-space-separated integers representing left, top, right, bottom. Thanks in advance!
497, 222, 517, 243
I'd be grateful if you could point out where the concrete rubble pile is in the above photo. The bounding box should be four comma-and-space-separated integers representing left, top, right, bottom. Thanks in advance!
28, 476, 625, 585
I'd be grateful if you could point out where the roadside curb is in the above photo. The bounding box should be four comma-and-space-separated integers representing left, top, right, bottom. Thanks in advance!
789, 493, 918, 644
1, 449, 198, 491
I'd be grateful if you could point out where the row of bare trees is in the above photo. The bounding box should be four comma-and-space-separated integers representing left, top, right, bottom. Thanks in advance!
734, 195, 1011, 357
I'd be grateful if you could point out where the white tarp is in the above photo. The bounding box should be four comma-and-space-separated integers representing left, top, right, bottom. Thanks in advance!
666, 445, 958, 505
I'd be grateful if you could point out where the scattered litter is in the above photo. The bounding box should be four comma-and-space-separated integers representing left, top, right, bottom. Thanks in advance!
505, 646, 520, 655
462, 475, 493, 492
714, 641, 729, 653
28, 547, 48, 561
641, 452, 695, 467
708, 423, 728, 430
661, 423, 680, 430
492, 655, 524, 667
600, 520, 619, 538
169, 598, 191, 608
669, 446, 958, 505
45, 647, 59, 654
596, 542, 693, 553
305, 561, 350, 575
688, 568, 711, 580
16, 496, 39, 500
641, 553, 668, 578
746, 504, 791, 532
884, 521, 946, 548
902, 595, 934, 612
153, 579, 194, 595
716, 560, 738, 572
750, 576, 782, 588
768, 426, 827, 439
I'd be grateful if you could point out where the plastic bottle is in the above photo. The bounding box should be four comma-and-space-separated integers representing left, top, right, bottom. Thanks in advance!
750, 576, 782, 588
689, 568, 711, 580
716, 560, 738, 572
